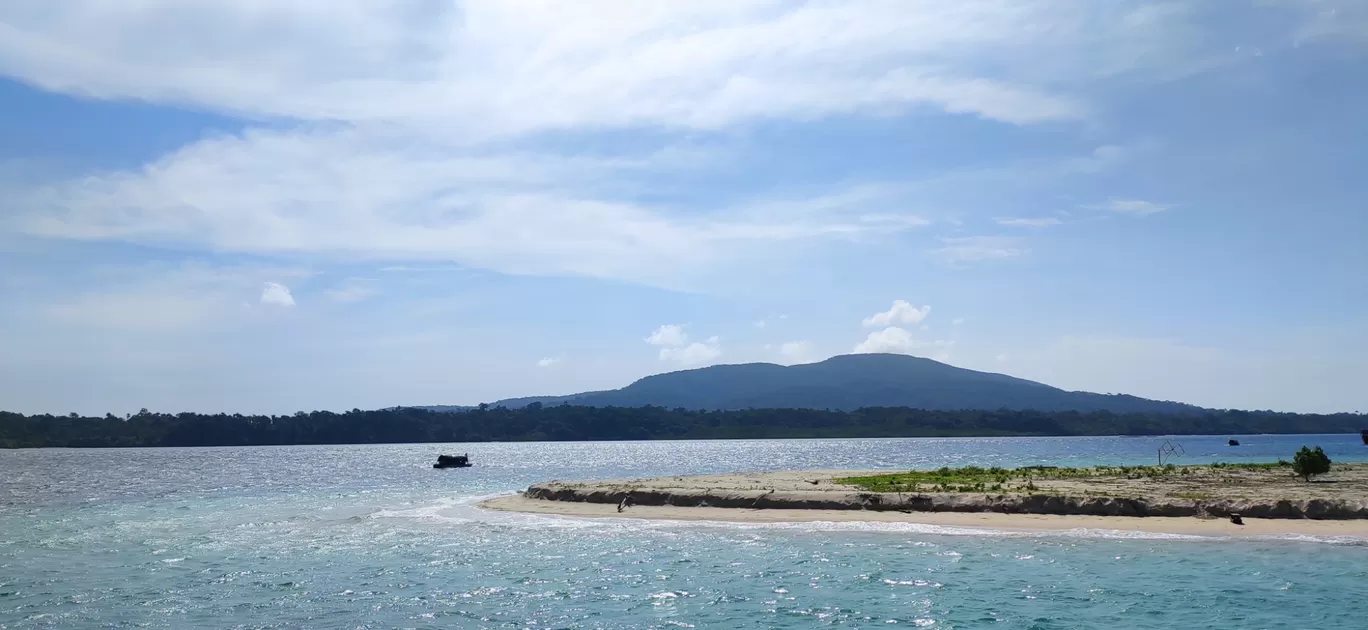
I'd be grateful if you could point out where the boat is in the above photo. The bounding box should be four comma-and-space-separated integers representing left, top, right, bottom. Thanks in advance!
1228, 439, 1240, 446
1361, 430, 1367, 446
433, 453, 472, 469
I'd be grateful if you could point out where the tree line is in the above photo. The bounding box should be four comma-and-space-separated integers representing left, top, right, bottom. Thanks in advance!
1, 404, 1362, 448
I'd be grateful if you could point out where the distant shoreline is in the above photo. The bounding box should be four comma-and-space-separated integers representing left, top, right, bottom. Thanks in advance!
481, 465, 1368, 538
2, 431, 1366, 450
4, 405, 1363, 448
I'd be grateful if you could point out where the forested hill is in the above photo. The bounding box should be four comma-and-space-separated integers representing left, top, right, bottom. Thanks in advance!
485, 354, 1205, 414
2, 406, 1362, 448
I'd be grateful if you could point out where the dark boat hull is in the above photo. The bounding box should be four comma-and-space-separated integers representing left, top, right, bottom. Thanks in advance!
434, 453, 472, 468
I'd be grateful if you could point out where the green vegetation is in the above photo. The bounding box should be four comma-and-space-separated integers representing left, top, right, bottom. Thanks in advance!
1293, 446, 1332, 481
836, 461, 1297, 494
0, 405, 1362, 448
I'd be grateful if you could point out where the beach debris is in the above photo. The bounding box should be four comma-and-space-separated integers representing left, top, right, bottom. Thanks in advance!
1229, 513, 1244, 525
807, 479, 820, 485
617, 496, 634, 513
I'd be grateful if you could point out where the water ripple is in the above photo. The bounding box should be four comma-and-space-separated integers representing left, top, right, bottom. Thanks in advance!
2, 435, 1367, 628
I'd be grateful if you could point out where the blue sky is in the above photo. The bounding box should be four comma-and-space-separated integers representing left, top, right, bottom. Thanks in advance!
1, 1, 1365, 415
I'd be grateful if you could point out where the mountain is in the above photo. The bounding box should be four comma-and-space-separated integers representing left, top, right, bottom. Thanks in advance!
482, 353, 1206, 414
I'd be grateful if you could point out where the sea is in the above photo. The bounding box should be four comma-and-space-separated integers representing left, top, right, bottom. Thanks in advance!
3, 434, 1367, 629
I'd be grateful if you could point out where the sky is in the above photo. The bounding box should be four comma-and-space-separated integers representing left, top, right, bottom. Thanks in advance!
1, 1, 1365, 415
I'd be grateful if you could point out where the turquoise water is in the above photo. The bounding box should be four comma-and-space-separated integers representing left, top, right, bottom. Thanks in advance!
3, 434, 1367, 628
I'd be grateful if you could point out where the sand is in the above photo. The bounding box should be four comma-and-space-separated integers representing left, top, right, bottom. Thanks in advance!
480, 466, 1368, 539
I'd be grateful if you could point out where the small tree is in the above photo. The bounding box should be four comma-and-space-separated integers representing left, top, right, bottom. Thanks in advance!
1292, 446, 1331, 482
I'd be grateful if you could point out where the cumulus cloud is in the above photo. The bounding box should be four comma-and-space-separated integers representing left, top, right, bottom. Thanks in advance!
854, 326, 919, 354
259, 282, 296, 307
645, 324, 689, 347
863, 300, 932, 328
854, 326, 954, 360
659, 339, 723, 366
536, 357, 561, 368
645, 325, 721, 366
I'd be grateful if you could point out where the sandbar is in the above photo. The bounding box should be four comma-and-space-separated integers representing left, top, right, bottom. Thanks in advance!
481, 466, 1368, 539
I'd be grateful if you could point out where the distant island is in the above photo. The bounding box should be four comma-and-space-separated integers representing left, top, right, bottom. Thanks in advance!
4, 353, 1363, 448
1, 405, 1363, 448
476, 354, 1208, 414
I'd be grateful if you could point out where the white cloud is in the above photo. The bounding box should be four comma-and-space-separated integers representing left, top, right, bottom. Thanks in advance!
260, 282, 296, 307
931, 236, 1027, 263
996, 217, 1061, 227
863, 300, 932, 328
777, 340, 816, 365
853, 326, 953, 357
536, 357, 561, 368
15, 128, 934, 288
645, 324, 689, 347
0, 3, 1253, 287
1099, 198, 1171, 216
0, 2, 1102, 134
659, 340, 722, 366
646, 324, 720, 365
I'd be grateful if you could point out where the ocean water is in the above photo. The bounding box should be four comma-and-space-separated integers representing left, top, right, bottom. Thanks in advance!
3, 434, 1367, 629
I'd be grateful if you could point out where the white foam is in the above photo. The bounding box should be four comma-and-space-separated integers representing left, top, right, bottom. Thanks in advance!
1251, 533, 1368, 546
364, 497, 473, 525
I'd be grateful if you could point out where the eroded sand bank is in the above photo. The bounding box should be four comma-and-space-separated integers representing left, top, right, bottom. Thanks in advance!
480, 466, 1368, 538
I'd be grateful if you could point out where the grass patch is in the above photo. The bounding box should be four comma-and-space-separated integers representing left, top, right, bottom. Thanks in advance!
836, 461, 1296, 494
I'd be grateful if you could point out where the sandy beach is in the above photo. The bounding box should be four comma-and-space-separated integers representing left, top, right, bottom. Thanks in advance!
481, 466, 1368, 538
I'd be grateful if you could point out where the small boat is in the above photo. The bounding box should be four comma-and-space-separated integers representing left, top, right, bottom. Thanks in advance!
1228, 439, 1240, 446
433, 453, 472, 469
1361, 430, 1367, 446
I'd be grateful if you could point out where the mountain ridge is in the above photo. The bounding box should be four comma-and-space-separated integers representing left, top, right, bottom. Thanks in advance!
467, 353, 1207, 414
